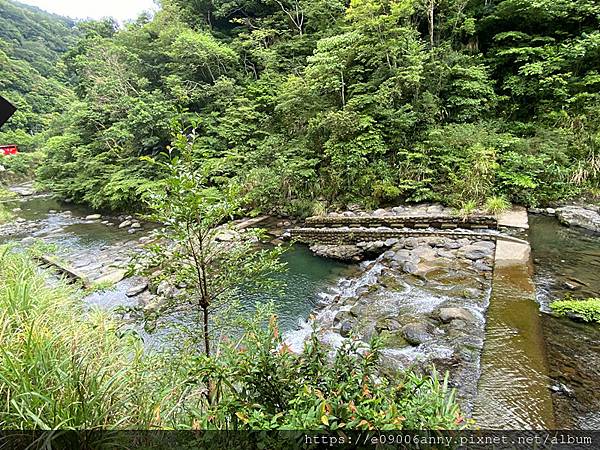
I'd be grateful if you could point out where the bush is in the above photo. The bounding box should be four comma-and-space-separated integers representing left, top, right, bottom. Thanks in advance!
484, 196, 511, 215
550, 298, 600, 323
191, 312, 465, 430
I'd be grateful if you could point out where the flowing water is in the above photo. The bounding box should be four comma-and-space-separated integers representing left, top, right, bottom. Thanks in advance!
528, 215, 600, 429
1, 191, 349, 334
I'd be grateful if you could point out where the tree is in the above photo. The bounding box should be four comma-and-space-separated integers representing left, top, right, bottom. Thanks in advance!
140, 126, 285, 356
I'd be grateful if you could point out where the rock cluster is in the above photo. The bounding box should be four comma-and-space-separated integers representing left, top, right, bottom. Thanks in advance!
290, 235, 494, 413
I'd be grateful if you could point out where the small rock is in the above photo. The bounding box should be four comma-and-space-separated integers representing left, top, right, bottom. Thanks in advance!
384, 238, 399, 247
16, 218, 26, 223
130, 222, 142, 229
86, 214, 102, 220
128, 229, 137, 234
473, 259, 492, 272
119, 220, 132, 229
438, 307, 476, 323
402, 261, 419, 274
444, 241, 461, 250
546, 208, 556, 215
373, 208, 388, 216
402, 322, 434, 346
48, 209, 57, 214
156, 280, 179, 299
563, 281, 580, 291
12, 207, 22, 212
436, 249, 455, 259
459, 245, 492, 261
340, 321, 353, 338
126, 281, 149, 297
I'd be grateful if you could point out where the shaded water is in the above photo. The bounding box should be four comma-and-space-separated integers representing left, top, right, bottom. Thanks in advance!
529, 215, 600, 429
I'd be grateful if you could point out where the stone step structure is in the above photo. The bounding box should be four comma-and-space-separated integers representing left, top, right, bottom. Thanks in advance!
289, 227, 498, 246
305, 214, 497, 230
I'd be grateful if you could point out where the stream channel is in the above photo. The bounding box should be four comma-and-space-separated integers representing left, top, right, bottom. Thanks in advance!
1, 187, 598, 429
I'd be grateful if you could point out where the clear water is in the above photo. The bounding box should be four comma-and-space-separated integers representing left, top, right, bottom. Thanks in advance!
2, 193, 349, 334
528, 215, 600, 429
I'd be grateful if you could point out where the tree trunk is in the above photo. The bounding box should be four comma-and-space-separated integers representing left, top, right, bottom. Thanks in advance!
428, 0, 435, 48
202, 304, 210, 356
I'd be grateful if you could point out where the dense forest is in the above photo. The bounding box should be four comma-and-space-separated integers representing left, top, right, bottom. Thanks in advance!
2, 0, 600, 215
0, 1, 76, 149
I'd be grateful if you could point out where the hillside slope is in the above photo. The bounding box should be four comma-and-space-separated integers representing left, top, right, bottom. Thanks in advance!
0, 0, 76, 145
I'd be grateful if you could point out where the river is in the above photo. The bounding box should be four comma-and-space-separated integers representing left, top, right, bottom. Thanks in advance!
2, 187, 599, 429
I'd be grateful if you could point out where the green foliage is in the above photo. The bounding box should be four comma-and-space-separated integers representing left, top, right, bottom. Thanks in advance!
5, 0, 600, 210
189, 308, 465, 430
138, 128, 286, 354
551, 298, 600, 324
484, 196, 511, 215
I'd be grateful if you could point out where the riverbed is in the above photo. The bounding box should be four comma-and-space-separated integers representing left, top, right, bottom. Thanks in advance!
2, 186, 599, 429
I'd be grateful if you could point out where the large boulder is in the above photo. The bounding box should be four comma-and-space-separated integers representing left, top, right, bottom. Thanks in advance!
556, 206, 600, 233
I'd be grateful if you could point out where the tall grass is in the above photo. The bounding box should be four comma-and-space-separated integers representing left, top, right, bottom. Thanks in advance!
0, 247, 194, 429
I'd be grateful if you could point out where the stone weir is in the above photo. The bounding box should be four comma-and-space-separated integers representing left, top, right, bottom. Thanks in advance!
283, 206, 552, 423
286, 210, 498, 262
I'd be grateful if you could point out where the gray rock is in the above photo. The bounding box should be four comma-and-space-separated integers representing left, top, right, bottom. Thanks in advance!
126, 281, 149, 297
310, 244, 363, 261
130, 222, 142, 229
373, 208, 388, 216
529, 208, 543, 214
473, 260, 492, 272
156, 280, 179, 299
556, 206, 600, 233
444, 240, 461, 250
340, 321, 353, 338
546, 208, 556, 215
12, 207, 22, 212
86, 214, 102, 220
119, 220, 132, 229
384, 238, 399, 247
402, 322, 434, 346
436, 249, 456, 259
459, 245, 492, 260
402, 261, 419, 274
438, 307, 476, 323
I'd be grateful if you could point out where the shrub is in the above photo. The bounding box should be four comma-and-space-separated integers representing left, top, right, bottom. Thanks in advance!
484, 196, 511, 215
191, 312, 466, 430
0, 249, 463, 433
550, 298, 600, 323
